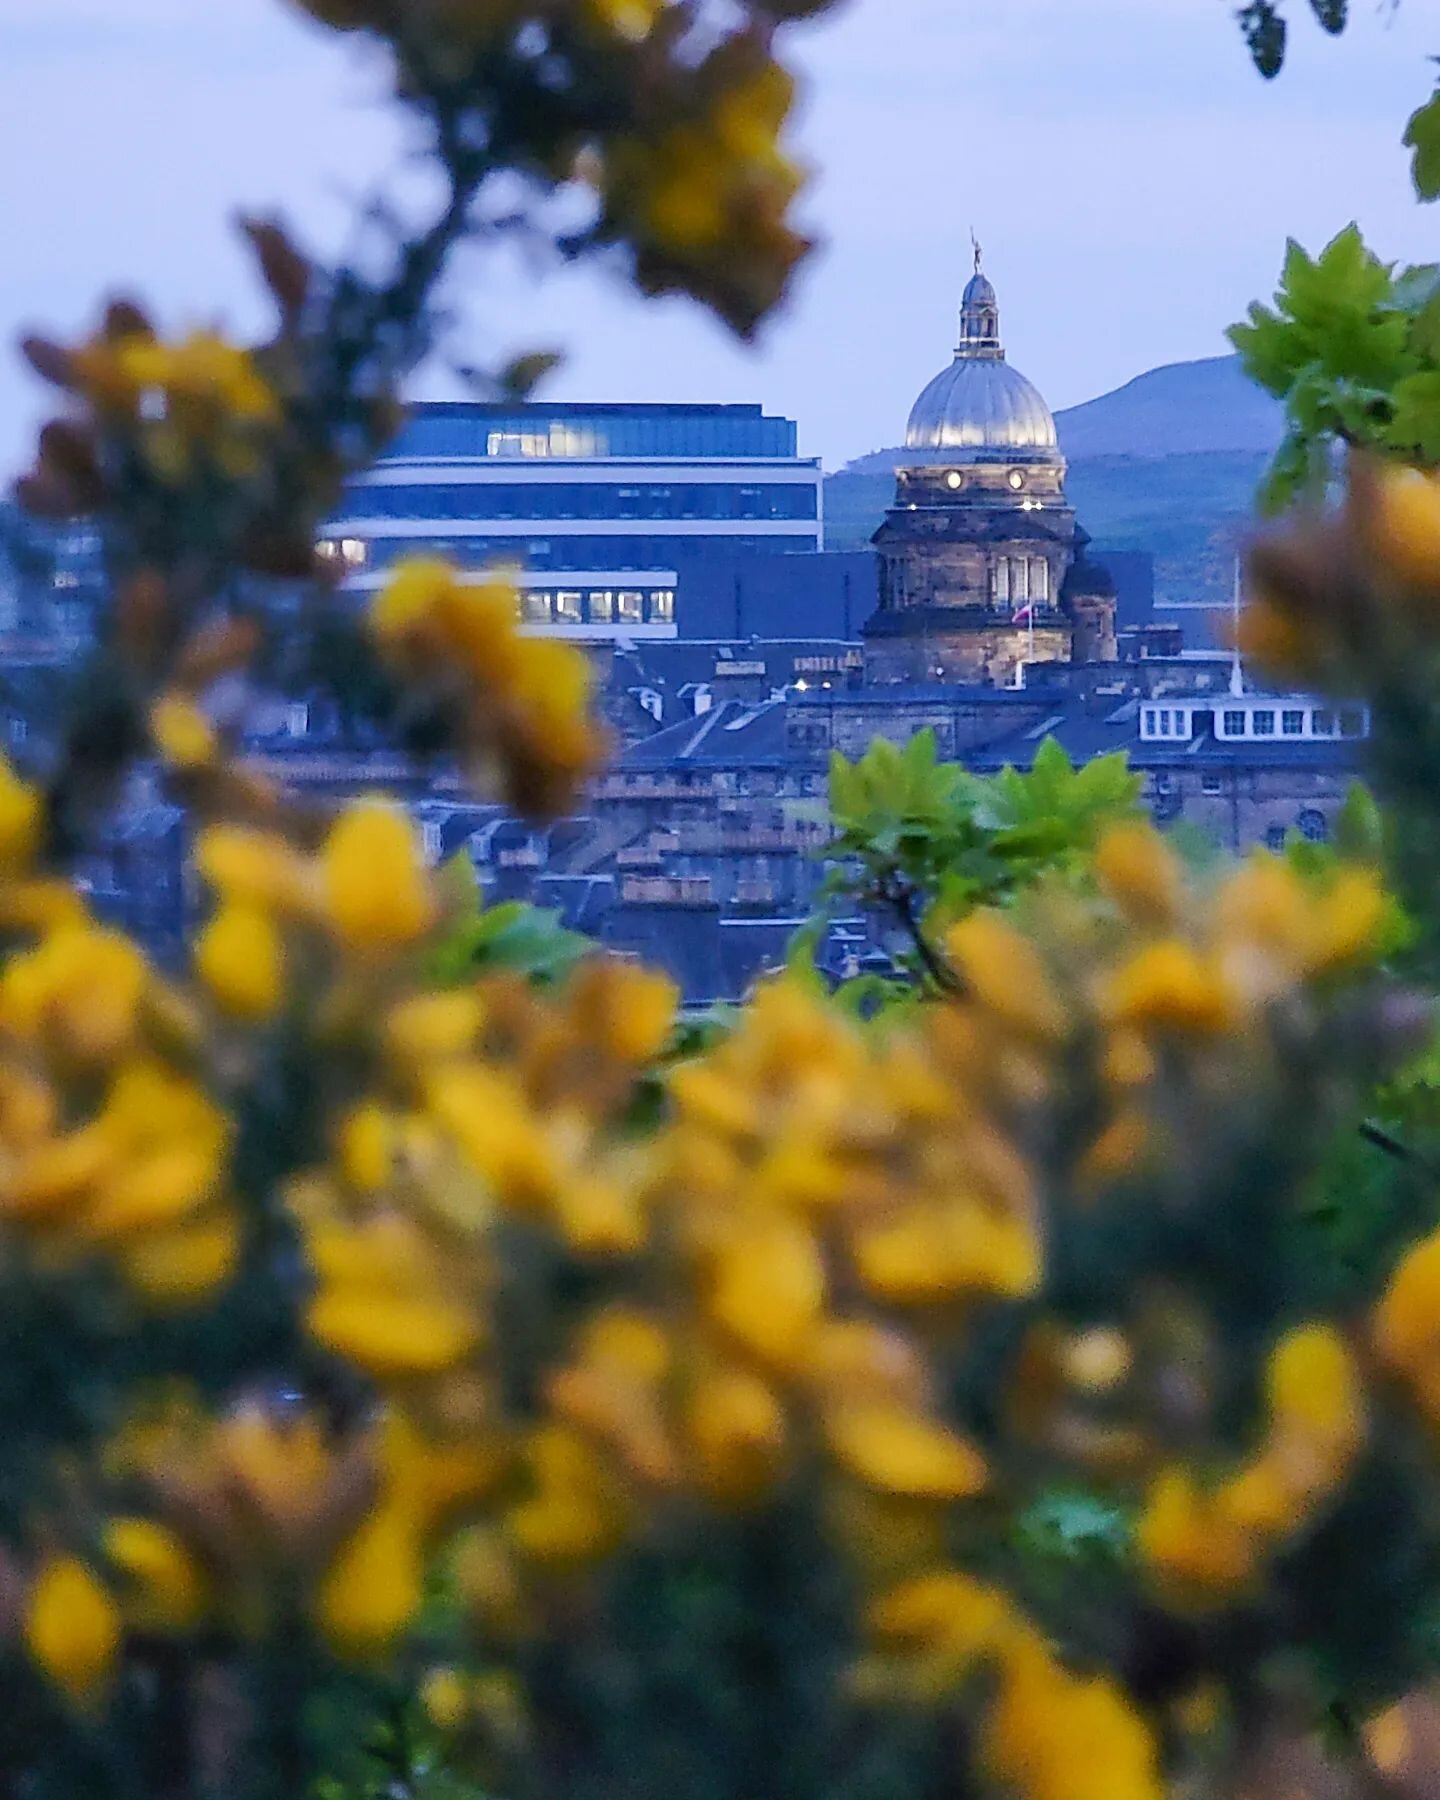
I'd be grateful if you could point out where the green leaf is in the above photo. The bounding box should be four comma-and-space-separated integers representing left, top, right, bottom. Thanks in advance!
1335, 782, 1384, 863
1405, 85, 1440, 202
429, 900, 590, 986
1257, 429, 1315, 514
1386, 370, 1440, 464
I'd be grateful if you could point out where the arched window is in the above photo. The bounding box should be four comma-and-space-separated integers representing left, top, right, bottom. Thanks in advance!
1298, 808, 1329, 844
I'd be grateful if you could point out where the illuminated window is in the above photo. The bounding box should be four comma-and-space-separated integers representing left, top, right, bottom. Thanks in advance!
340, 538, 367, 569
618, 591, 644, 622
650, 590, 675, 622
555, 590, 583, 622
522, 591, 552, 622
588, 590, 615, 622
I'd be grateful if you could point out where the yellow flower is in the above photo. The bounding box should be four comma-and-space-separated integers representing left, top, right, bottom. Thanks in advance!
826, 1405, 987, 1500
306, 1213, 478, 1377
103, 1519, 207, 1630
384, 991, 484, 1065
1078, 1109, 1151, 1189
121, 331, 278, 424
4, 1123, 116, 1223
194, 903, 283, 1021
25, 1555, 122, 1704
1369, 464, 1440, 593
570, 960, 678, 1063
317, 1503, 425, 1657
686, 1365, 787, 1504
422, 1666, 472, 1731
370, 556, 460, 642
1365, 1702, 1415, 1778
1105, 939, 1237, 1036
1375, 1228, 1440, 1396
867, 1569, 1014, 1694
196, 824, 309, 913
1094, 822, 1180, 926
1266, 1323, 1364, 1473
118, 1207, 240, 1307
0, 924, 148, 1061
150, 694, 217, 771
83, 1142, 221, 1241
337, 1101, 396, 1192
1304, 867, 1387, 972
507, 1424, 624, 1566
0, 753, 42, 874
585, 0, 666, 40
1136, 1469, 1258, 1601
708, 1214, 824, 1370
321, 798, 435, 956
985, 1635, 1162, 1800
945, 911, 1067, 1043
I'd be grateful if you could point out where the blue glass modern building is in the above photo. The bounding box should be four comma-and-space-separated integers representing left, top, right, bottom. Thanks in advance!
322, 402, 824, 640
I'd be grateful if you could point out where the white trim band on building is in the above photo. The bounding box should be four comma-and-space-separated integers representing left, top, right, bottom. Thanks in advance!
328, 518, 821, 540
350, 461, 823, 486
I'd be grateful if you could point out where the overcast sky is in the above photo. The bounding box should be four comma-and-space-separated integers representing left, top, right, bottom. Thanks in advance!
0, 0, 1434, 474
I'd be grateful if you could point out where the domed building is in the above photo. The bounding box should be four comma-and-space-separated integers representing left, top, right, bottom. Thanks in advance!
864, 248, 1117, 685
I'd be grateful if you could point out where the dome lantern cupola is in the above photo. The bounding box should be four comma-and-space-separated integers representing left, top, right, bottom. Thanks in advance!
957, 238, 1001, 358
903, 244, 1060, 465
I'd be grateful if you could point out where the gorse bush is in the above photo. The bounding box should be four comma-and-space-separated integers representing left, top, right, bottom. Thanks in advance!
8, 4, 1440, 1800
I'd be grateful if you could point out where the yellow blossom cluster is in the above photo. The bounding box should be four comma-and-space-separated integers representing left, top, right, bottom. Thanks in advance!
22, 310, 281, 509
1244, 457, 1440, 689
370, 557, 610, 818
22, 1397, 502, 1702
1137, 1324, 1365, 1604
0, 759, 240, 1306
599, 56, 812, 335
861, 1571, 1162, 1800
0, 730, 1406, 1800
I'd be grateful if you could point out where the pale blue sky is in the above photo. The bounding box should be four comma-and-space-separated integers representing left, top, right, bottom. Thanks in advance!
0, 0, 1434, 472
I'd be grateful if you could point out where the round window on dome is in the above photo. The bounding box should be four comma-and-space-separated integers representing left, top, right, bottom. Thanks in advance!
1007, 469, 1026, 491
945, 471, 964, 491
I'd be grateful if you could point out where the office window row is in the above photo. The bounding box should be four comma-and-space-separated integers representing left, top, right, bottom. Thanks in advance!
518, 588, 675, 626
388, 410, 798, 461
360, 534, 812, 571
340, 481, 820, 522
991, 556, 1050, 604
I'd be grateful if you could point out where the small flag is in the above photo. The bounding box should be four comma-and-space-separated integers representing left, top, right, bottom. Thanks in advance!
1012, 603, 1034, 626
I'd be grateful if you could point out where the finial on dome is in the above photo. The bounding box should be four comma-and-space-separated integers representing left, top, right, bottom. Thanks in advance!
958, 239, 1001, 359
